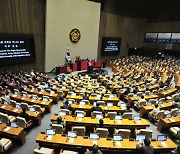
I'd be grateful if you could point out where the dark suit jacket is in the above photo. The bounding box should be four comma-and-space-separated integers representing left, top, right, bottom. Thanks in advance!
63, 104, 71, 110
91, 106, 102, 112
136, 144, 154, 154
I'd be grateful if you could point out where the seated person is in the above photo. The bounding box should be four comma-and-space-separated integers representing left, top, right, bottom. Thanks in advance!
91, 103, 102, 112
84, 144, 103, 154
95, 119, 108, 129
51, 116, 65, 127
136, 138, 154, 154
149, 103, 160, 118
63, 100, 71, 110
20, 108, 31, 122
83, 92, 89, 100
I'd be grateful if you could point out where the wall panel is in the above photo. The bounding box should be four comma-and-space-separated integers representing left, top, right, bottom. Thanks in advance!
0, 0, 45, 72
98, 12, 147, 60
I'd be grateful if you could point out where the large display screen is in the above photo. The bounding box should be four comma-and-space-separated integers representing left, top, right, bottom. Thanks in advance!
157, 33, 171, 43
0, 34, 35, 65
145, 33, 158, 42
101, 37, 121, 55
171, 33, 180, 43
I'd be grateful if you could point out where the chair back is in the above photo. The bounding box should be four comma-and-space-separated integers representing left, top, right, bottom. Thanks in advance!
72, 126, 85, 136
51, 124, 63, 134
123, 113, 133, 119
116, 129, 131, 139
16, 116, 26, 128
96, 128, 108, 138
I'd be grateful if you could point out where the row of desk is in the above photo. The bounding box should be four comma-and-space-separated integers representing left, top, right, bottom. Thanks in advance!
51, 115, 150, 129
36, 134, 176, 153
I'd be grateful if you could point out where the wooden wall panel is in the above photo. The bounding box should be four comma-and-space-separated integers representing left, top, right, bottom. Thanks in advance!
98, 12, 147, 60
0, 0, 45, 72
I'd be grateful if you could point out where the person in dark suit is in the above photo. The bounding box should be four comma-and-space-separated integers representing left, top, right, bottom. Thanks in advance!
63, 100, 71, 110
20, 108, 31, 122
136, 138, 154, 154
83, 92, 89, 100
95, 119, 107, 129
91, 103, 102, 112
84, 144, 103, 154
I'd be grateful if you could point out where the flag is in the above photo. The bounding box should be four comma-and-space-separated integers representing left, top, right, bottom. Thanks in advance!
66, 47, 71, 62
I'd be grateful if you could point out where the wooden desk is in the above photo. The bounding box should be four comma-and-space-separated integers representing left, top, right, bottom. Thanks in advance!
51, 115, 150, 129
25, 88, 59, 103
36, 133, 176, 152
0, 123, 25, 144
159, 88, 177, 98
157, 116, 180, 132
140, 102, 173, 117
148, 84, 159, 90
0, 103, 41, 125
128, 94, 158, 106
60, 103, 128, 113
66, 95, 83, 100
102, 96, 119, 102
9, 93, 52, 112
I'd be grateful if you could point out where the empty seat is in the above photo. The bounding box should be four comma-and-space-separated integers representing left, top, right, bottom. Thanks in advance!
115, 129, 131, 139
75, 110, 85, 117
122, 113, 133, 119
72, 126, 85, 136
33, 105, 45, 114
68, 99, 75, 104
60, 109, 71, 115
96, 128, 109, 138
97, 101, 105, 106
20, 102, 29, 110
136, 129, 153, 139
92, 111, 103, 119
106, 112, 117, 120
51, 124, 63, 134
127, 93, 134, 98
137, 92, 143, 97
171, 108, 179, 116
34, 146, 55, 154
16, 116, 33, 128
10, 100, 16, 108
79, 100, 89, 105
0, 138, 12, 152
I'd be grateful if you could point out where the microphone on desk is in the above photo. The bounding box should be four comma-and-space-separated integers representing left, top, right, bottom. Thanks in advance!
113, 141, 115, 146
66, 137, 69, 142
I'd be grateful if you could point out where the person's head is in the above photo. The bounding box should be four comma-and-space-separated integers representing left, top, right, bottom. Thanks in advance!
99, 119, 104, 125
65, 100, 68, 105
92, 144, 99, 153
22, 108, 26, 113
57, 116, 62, 123
96, 103, 100, 107
155, 103, 158, 108
144, 138, 151, 146
141, 95, 144, 99
127, 104, 131, 110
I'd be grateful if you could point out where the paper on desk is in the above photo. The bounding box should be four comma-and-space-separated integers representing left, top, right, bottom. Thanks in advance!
47, 135, 52, 140
4, 127, 10, 132
1, 105, 6, 109
13, 94, 17, 97
42, 102, 46, 104
169, 118, 175, 122
116, 141, 121, 146
136, 121, 141, 124
32, 100, 35, 102
13, 108, 18, 112
69, 138, 74, 143
161, 141, 167, 147
117, 120, 121, 124
78, 118, 83, 122
93, 140, 97, 145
